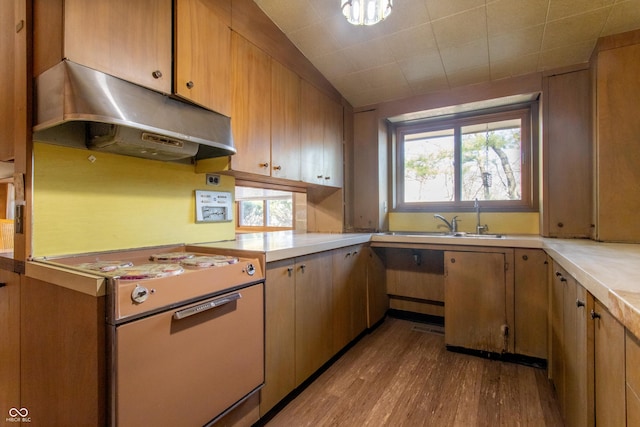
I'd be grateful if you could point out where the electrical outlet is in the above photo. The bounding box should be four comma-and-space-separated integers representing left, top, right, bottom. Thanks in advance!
206, 174, 221, 186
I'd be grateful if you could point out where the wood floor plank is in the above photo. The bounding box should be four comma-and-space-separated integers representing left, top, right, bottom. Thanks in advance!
265, 318, 563, 427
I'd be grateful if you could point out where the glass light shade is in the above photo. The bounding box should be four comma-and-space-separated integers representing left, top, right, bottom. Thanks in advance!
341, 0, 392, 26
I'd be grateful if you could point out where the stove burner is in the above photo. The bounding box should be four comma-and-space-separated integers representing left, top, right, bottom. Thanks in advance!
149, 252, 196, 262
76, 261, 134, 272
180, 256, 239, 268
113, 263, 184, 280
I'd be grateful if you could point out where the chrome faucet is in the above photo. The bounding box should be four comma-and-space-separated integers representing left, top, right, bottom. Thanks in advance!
474, 198, 489, 234
434, 214, 458, 233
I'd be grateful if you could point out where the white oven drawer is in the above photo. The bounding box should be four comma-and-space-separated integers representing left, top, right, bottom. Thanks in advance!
114, 283, 264, 427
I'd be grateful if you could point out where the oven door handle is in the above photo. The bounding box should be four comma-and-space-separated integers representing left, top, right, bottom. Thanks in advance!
172, 292, 242, 320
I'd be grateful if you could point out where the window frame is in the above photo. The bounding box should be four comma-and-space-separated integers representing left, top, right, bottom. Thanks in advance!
392, 102, 539, 213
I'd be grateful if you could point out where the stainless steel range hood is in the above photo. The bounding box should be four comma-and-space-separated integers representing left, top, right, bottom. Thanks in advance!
33, 60, 235, 162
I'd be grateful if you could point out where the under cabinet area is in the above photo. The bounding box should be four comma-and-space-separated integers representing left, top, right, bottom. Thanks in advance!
385, 248, 444, 317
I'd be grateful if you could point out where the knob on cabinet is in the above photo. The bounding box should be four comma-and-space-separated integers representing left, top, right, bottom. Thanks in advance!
152, 70, 163, 79
186, 81, 194, 89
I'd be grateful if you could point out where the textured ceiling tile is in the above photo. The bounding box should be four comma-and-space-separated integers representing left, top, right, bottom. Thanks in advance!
310, 50, 358, 79
431, 7, 487, 48
539, 40, 597, 69
398, 51, 446, 83
487, 0, 549, 36
542, 9, 610, 50
446, 64, 492, 87
348, 81, 415, 107
253, 0, 321, 34
425, 0, 486, 20
287, 21, 342, 59
602, 0, 640, 36
491, 53, 540, 80
440, 39, 490, 73
489, 25, 544, 62
343, 37, 397, 70
547, 0, 615, 22
379, 0, 431, 32
384, 23, 438, 61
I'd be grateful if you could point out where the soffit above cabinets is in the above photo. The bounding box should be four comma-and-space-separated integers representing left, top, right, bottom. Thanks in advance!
254, 0, 640, 108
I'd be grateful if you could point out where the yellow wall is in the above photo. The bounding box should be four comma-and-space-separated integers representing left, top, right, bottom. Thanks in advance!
389, 211, 540, 235
33, 143, 236, 257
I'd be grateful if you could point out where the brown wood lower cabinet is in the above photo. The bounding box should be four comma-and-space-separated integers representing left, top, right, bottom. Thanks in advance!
593, 300, 626, 426
514, 249, 548, 358
444, 248, 515, 354
0, 269, 20, 416
550, 260, 627, 427
627, 331, 640, 426
261, 246, 373, 416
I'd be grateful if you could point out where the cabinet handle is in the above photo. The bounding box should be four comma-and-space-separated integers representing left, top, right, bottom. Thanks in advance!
186, 81, 194, 89
260, 162, 269, 168
560, 277, 567, 282
0, 282, 6, 288
152, 70, 163, 79
576, 300, 585, 308
555, 271, 562, 277
317, 175, 324, 179
273, 165, 282, 171
557, 222, 564, 228
299, 264, 306, 273
325, 176, 331, 180
522, 255, 528, 261
590, 309, 601, 320
286, 267, 293, 276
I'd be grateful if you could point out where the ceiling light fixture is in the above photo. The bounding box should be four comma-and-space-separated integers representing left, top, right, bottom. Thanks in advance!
341, 0, 392, 26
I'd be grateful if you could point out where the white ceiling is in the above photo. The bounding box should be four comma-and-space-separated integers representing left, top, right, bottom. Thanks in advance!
254, 0, 640, 108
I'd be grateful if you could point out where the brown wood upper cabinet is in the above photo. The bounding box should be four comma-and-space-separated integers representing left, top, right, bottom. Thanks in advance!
271, 60, 301, 181
174, 0, 231, 116
34, 0, 172, 94
301, 81, 344, 187
594, 33, 640, 242
230, 33, 272, 176
542, 69, 592, 238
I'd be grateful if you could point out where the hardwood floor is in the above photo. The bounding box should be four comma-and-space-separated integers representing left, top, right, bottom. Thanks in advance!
264, 317, 563, 426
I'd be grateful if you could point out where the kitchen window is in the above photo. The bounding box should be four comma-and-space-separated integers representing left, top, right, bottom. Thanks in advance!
394, 103, 538, 212
235, 186, 295, 232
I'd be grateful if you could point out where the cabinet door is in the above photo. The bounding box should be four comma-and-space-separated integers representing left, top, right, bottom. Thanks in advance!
367, 247, 388, 327
175, 0, 231, 116
543, 70, 592, 238
295, 251, 333, 386
0, 270, 20, 413
593, 300, 626, 426
63, 0, 172, 93
627, 331, 640, 427
514, 249, 548, 358
549, 266, 565, 407
596, 43, 640, 241
322, 98, 343, 187
444, 250, 510, 353
300, 81, 325, 184
332, 245, 366, 353
271, 60, 301, 180
261, 260, 296, 415
231, 33, 271, 175
0, 0, 16, 160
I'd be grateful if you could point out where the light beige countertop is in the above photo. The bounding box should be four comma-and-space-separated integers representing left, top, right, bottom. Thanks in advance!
201, 231, 640, 338
194, 231, 372, 262
543, 239, 640, 339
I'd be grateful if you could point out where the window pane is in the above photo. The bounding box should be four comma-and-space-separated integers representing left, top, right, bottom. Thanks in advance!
266, 199, 293, 227
461, 119, 522, 201
238, 201, 263, 226
403, 128, 455, 202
